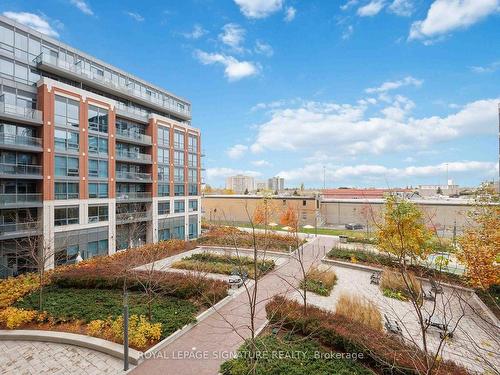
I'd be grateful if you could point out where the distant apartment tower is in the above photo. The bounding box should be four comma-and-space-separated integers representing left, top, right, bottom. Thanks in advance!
255, 181, 267, 191
226, 175, 255, 194
268, 176, 284, 192
0, 16, 202, 277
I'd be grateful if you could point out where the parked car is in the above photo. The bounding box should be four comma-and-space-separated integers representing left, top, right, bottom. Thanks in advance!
345, 223, 364, 230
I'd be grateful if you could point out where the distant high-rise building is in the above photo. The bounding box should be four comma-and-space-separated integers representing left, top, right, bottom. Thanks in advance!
268, 176, 285, 192
256, 181, 267, 190
226, 175, 255, 194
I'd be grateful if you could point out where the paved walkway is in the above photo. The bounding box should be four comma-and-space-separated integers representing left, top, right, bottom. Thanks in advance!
0, 340, 126, 375
131, 236, 335, 375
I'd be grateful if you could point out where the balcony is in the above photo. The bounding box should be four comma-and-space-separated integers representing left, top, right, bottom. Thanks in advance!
115, 129, 152, 146
34, 53, 191, 120
115, 150, 152, 164
0, 163, 43, 179
116, 191, 152, 201
0, 101, 43, 125
0, 133, 43, 152
0, 193, 43, 207
116, 170, 152, 182
116, 211, 151, 223
0, 221, 41, 239
115, 104, 149, 123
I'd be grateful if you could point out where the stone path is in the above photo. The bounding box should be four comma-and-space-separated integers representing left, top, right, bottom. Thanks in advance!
0, 340, 127, 375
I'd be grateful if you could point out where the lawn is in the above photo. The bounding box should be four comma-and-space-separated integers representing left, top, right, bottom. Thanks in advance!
220, 334, 373, 375
171, 252, 275, 279
14, 286, 197, 338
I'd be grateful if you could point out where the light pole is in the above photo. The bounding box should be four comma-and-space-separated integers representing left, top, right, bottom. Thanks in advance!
123, 290, 129, 371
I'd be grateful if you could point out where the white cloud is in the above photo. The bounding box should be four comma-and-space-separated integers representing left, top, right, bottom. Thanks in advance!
254, 40, 274, 57
470, 60, 500, 73
249, 97, 500, 157
219, 23, 246, 52
227, 144, 249, 159
251, 159, 272, 167
251, 100, 287, 111
365, 76, 423, 93
125, 12, 144, 22
195, 50, 260, 81
342, 25, 354, 40
284, 6, 296, 21
206, 167, 261, 180
70, 0, 93, 16
357, 0, 385, 17
182, 24, 207, 39
409, 0, 500, 41
341, 0, 359, 11
388, 0, 414, 16
278, 161, 497, 183
2, 12, 60, 38
234, 0, 283, 18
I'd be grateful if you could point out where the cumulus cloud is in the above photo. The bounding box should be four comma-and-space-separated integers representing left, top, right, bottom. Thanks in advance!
284, 6, 296, 21
341, 0, 359, 11
388, 0, 414, 16
409, 0, 500, 41
182, 24, 207, 39
234, 0, 283, 18
206, 167, 261, 180
254, 40, 274, 57
365, 76, 423, 93
227, 144, 249, 159
357, 0, 385, 16
195, 50, 260, 81
125, 12, 144, 21
3, 12, 60, 37
70, 0, 93, 16
470, 60, 500, 73
251, 159, 272, 167
219, 23, 246, 52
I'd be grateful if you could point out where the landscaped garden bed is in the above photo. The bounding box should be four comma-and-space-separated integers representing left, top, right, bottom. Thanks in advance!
171, 252, 275, 279
197, 226, 303, 252
299, 267, 337, 296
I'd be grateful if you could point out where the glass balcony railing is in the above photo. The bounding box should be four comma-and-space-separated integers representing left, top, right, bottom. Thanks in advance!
0, 102, 42, 123
0, 163, 42, 176
116, 191, 152, 200
116, 129, 152, 144
35, 52, 191, 118
0, 221, 41, 235
0, 133, 42, 148
0, 193, 42, 206
116, 171, 152, 181
115, 103, 149, 121
116, 211, 151, 222
115, 150, 152, 162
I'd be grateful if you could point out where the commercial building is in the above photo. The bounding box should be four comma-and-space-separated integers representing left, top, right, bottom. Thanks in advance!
417, 180, 459, 197
0, 15, 202, 277
268, 176, 284, 192
321, 188, 412, 199
225, 174, 255, 194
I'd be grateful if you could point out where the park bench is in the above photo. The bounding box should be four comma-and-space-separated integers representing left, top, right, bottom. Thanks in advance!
384, 314, 402, 335
425, 316, 453, 339
370, 271, 381, 285
228, 269, 248, 288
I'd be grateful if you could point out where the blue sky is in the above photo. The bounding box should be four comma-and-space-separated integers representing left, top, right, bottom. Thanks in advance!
3, 0, 500, 188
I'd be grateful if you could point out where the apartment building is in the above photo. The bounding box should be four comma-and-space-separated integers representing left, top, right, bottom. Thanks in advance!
225, 174, 255, 194
0, 16, 202, 277
268, 176, 284, 192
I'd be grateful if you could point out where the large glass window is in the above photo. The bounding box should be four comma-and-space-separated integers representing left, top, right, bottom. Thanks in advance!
158, 126, 170, 146
174, 200, 185, 213
88, 205, 108, 223
88, 159, 108, 178
174, 131, 184, 149
88, 135, 108, 155
188, 200, 198, 212
174, 167, 184, 183
189, 184, 198, 196
55, 156, 79, 177
174, 184, 184, 196
188, 135, 198, 153
55, 244, 79, 266
55, 182, 79, 200
158, 228, 170, 241
85, 239, 108, 259
88, 183, 108, 198
55, 96, 79, 127
88, 105, 108, 133
158, 201, 170, 215
174, 151, 184, 166
54, 206, 79, 226
188, 153, 197, 168
158, 183, 170, 197
158, 165, 169, 181
158, 148, 169, 164
55, 129, 79, 151
188, 169, 198, 183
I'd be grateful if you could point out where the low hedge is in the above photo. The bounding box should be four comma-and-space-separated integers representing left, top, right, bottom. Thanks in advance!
265, 296, 469, 375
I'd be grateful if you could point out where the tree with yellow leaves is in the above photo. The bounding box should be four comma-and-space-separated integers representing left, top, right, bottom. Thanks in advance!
279, 205, 299, 231
252, 196, 276, 227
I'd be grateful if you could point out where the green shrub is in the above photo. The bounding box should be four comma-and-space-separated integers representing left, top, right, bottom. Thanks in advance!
327, 247, 394, 267
382, 288, 408, 301
300, 267, 337, 296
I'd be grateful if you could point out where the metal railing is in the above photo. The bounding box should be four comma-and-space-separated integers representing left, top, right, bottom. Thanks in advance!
35, 52, 191, 118
0, 193, 42, 205
0, 133, 43, 148
116, 129, 152, 144
0, 101, 42, 122
0, 221, 41, 235
116, 150, 152, 162
0, 163, 42, 176
115, 103, 149, 121
116, 191, 152, 200
116, 211, 151, 222
116, 170, 152, 181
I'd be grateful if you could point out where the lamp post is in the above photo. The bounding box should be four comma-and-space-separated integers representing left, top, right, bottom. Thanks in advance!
123, 290, 129, 371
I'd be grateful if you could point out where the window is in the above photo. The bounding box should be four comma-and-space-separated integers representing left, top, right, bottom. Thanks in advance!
88, 105, 108, 133
0, 25, 14, 48
188, 200, 198, 212
174, 184, 184, 196
86, 239, 108, 259
55, 129, 79, 151
55, 244, 79, 266
88, 159, 108, 178
158, 184, 170, 197
188, 153, 197, 168
55, 156, 79, 177
174, 151, 184, 166
55, 96, 79, 127
158, 165, 169, 181
188, 135, 198, 153
158, 127, 170, 146
158, 201, 170, 215
302, 200, 306, 206
174, 200, 185, 213
158, 228, 170, 241
116, 118, 145, 137
174, 167, 184, 183
54, 206, 79, 226
188, 169, 198, 183
55, 182, 78, 199
174, 131, 184, 149
158, 148, 169, 164
188, 184, 198, 196
189, 215, 198, 239
0, 57, 13, 77
88, 183, 108, 198
88, 135, 108, 155
88, 205, 108, 223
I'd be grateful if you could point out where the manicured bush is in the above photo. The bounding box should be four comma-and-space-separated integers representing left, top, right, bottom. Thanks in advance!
335, 294, 382, 331
220, 334, 373, 375
382, 288, 408, 301
171, 253, 275, 279
265, 296, 469, 375
0, 307, 40, 329
300, 267, 337, 296
380, 270, 421, 301
0, 273, 40, 309
328, 247, 394, 267
347, 237, 377, 245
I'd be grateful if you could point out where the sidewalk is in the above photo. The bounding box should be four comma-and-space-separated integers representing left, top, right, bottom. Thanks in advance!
130, 236, 337, 375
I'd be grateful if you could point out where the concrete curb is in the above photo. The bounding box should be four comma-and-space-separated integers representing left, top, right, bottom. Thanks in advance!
0, 329, 142, 365
321, 257, 383, 272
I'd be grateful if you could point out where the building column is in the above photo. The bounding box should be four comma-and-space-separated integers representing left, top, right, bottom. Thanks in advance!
42, 201, 55, 270
108, 199, 116, 254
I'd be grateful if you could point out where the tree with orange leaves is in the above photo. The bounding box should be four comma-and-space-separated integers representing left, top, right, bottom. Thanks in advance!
253, 197, 276, 226
280, 205, 299, 231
